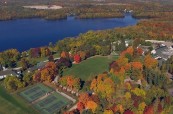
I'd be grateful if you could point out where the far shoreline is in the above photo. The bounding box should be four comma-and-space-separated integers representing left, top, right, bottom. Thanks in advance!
0, 12, 137, 22
23, 5, 63, 10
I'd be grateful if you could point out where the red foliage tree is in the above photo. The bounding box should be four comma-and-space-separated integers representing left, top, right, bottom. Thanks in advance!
123, 110, 134, 114
109, 61, 120, 72
77, 102, 85, 112
144, 105, 154, 114
33, 71, 41, 82
158, 103, 163, 113
74, 54, 81, 63
30, 48, 41, 58
137, 47, 143, 55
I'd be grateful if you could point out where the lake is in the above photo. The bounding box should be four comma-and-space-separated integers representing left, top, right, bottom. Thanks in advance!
0, 14, 138, 52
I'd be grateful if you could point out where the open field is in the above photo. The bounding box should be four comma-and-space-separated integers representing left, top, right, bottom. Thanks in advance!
0, 82, 38, 114
20, 83, 53, 103
34, 93, 71, 114
23, 5, 63, 10
63, 55, 119, 81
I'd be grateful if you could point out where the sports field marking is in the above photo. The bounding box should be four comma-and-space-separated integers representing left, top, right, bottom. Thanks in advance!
34, 93, 71, 114
20, 83, 53, 102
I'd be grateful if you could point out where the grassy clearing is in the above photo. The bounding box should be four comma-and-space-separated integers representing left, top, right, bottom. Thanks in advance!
63, 55, 118, 81
0, 82, 38, 114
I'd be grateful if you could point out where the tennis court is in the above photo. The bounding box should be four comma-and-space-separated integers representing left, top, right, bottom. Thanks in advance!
34, 93, 71, 114
19, 83, 53, 102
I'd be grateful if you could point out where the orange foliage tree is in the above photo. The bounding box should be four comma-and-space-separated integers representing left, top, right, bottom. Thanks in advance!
33, 62, 57, 82
78, 51, 86, 61
116, 56, 129, 68
86, 100, 98, 113
121, 46, 134, 57
144, 54, 158, 69
61, 51, 69, 59
79, 93, 91, 106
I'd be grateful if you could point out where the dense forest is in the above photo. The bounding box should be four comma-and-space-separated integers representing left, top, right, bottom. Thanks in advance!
1, 0, 173, 20
64, 46, 173, 114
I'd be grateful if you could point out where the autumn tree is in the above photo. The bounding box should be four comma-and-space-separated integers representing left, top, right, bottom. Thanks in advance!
116, 56, 128, 68
23, 72, 33, 85
109, 61, 120, 73
121, 46, 134, 57
41, 62, 57, 82
58, 76, 81, 90
4, 76, 25, 91
40, 47, 51, 57
79, 93, 91, 106
144, 105, 154, 114
60, 51, 69, 59
29, 48, 41, 58
77, 102, 85, 112
73, 77, 81, 91
48, 55, 54, 62
129, 62, 143, 81
20, 58, 30, 70
103, 109, 114, 114
78, 51, 86, 61
33, 71, 41, 82
90, 73, 115, 99
144, 54, 158, 69
74, 54, 81, 63
86, 100, 98, 113
56, 57, 72, 69
124, 110, 134, 114
66, 76, 74, 89
0, 49, 20, 67
59, 76, 67, 86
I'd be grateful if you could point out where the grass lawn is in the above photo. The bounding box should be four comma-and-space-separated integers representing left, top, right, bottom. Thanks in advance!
0, 82, 38, 114
63, 55, 119, 81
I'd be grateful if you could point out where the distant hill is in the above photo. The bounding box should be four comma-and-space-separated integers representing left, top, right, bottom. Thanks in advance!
3, 0, 173, 5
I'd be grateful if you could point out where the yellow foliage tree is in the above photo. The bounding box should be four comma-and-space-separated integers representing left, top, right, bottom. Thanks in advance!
103, 109, 114, 114
86, 101, 98, 113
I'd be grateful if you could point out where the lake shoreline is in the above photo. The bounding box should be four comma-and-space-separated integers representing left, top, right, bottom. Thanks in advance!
0, 13, 137, 22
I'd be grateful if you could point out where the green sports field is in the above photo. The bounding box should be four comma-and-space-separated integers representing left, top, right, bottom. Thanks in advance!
20, 83, 53, 103
63, 55, 118, 80
34, 93, 71, 114
0, 83, 38, 114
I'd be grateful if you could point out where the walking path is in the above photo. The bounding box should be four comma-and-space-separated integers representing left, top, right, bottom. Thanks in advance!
68, 104, 77, 111
56, 89, 76, 103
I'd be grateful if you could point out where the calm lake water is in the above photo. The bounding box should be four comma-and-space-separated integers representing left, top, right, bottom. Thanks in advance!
0, 14, 138, 52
